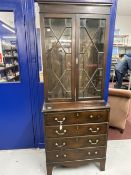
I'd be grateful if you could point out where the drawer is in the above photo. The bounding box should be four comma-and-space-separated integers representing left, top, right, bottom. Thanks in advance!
46, 135, 107, 151
46, 147, 106, 163
45, 123, 108, 138
44, 110, 108, 126
77, 110, 109, 124
44, 113, 77, 126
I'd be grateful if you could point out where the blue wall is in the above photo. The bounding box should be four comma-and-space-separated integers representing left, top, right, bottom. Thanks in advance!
21, 0, 44, 148
104, 0, 118, 102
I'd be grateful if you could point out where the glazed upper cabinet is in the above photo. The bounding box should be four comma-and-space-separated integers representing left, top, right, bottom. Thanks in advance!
40, 4, 110, 102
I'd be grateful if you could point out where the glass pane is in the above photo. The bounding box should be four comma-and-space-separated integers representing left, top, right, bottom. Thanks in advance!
79, 18, 106, 98
51, 19, 65, 38
44, 27, 57, 52
0, 12, 20, 83
65, 19, 72, 27
60, 28, 72, 53
43, 18, 72, 99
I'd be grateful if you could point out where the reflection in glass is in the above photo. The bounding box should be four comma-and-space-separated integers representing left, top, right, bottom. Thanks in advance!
79, 18, 106, 98
0, 12, 20, 83
60, 28, 71, 53
35, 2, 44, 82
44, 18, 72, 99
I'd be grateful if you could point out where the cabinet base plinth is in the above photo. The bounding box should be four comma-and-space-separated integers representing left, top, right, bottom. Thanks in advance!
46, 159, 106, 175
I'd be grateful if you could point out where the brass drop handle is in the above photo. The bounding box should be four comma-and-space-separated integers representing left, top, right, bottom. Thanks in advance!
95, 151, 98, 155
89, 127, 100, 133
88, 152, 91, 155
89, 115, 94, 118
55, 129, 67, 136
55, 142, 66, 148
55, 117, 66, 124
89, 139, 99, 145
63, 154, 67, 158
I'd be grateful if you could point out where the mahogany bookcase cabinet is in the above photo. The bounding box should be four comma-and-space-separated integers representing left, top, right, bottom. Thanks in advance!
37, 0, 112, 174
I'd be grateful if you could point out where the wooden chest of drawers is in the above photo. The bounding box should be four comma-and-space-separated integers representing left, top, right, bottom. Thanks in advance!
44, 105, 110, 175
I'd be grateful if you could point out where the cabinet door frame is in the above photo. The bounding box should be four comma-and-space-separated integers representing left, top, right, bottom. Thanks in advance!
75, 14, 109, 101
40, 13, 76, 102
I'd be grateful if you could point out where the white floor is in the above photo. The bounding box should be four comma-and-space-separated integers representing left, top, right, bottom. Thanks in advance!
0, 140, 131, 175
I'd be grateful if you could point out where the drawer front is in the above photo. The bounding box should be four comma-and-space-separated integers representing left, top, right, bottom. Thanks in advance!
46, 147, 106, 163
45, 123, 108, 138
77, 110, 109, 124
44, 110, 108, 126
45, 113, 77, 126
46, 135, 107, 151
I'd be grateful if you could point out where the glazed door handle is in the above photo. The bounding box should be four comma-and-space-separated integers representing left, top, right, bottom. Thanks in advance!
89, 139, 99, 145
55, 129, 67, 136
55, 142, 66, 148
76, 57, 78, 64
89, 127, 100, 133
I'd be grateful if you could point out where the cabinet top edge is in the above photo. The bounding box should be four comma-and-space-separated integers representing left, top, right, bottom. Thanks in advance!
35, 0, 113, 5
42, 101, 110, 113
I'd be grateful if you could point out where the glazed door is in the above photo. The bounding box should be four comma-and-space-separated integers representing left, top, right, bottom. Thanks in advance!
76, 14, 109, 100
0, 0, 35, 149
40, 14, 75, 102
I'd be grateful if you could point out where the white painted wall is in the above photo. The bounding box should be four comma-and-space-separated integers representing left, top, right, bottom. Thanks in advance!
115, 0, 131, 46
35, 3, 40, 28
117, 0, 131, 16
115, 15, 131, 46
